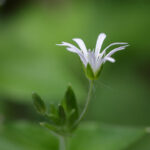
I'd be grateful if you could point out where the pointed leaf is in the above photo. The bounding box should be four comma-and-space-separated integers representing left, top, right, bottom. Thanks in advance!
32, 92, 46, 115
63, 86, 78, 117
68, 109, 78, 129
58, 104, 66, 125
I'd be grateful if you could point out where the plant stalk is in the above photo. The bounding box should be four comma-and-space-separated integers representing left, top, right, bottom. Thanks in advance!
73, 80, 94, 128
59, 136, 67, 150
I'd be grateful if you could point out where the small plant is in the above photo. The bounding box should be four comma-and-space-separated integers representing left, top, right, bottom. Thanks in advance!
32, 33, 129, 150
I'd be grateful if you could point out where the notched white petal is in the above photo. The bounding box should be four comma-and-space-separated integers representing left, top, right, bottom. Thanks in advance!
73, 38, 88, 60
101, 42, 128, 57
57, 42, 88, 65
95, 33, 106, 57
77, 53, 88, 67
106, 44, 129, 58
56, 42, 80, 53
104, 57, 116, 63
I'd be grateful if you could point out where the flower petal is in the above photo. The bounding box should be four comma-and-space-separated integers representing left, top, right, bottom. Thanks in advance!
73, 38, 88, 60
104, 57, 116, 63
100, 42, 128, 57
56, 42, 80, 53
67, 48, 87, 66
57, 42, 87, 66
105, 45, 129, 58
95, 33, 106, 57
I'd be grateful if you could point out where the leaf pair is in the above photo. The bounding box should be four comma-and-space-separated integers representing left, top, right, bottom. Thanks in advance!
32, 93, 64, 135
32, 85, 79, 136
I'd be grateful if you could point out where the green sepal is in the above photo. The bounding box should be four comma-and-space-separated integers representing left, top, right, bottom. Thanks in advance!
95, 65, 103, 79
84, 63, 103, 80
32, 92, 46, 115
85, 63, 95, 80
62, 86, 78, 117
58, 104, 66, 125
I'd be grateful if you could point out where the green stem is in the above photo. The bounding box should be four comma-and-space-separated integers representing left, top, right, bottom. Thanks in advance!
58, 80, 94, 149
59, 136, 67, 150
73, 80, 94, 127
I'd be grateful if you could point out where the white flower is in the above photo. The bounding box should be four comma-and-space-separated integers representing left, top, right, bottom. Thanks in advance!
57, 33, 129, 74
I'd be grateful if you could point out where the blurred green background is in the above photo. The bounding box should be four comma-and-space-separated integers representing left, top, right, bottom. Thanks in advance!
0, 0, 150, 149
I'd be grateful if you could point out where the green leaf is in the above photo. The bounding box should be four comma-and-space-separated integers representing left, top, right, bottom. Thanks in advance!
40, 122, 63, 135
68, 109, 78, 130
85, 63, 95, 80
58, 104, 66, 125
32, 92, 46, 115
63, 86, 78, 117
